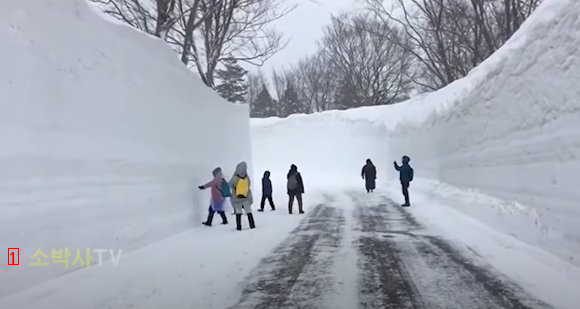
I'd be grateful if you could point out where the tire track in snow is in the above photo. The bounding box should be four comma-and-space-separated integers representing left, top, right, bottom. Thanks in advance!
352, 193, 552, 309
230, 204, 345, 309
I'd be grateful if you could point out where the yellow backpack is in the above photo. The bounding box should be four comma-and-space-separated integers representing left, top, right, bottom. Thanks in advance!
235, 177, 249, 198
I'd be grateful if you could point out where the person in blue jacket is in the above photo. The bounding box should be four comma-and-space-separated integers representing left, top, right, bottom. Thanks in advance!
393, 155, 414, 207
258, 171, 276, 212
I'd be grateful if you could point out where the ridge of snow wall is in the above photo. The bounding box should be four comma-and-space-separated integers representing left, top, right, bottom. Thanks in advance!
0, 0, 251, 295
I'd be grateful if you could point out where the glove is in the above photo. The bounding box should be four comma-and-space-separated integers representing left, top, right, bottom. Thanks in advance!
198, 185, 204, 190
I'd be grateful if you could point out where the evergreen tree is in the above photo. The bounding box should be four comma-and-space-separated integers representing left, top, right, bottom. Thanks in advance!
215, 60, 248, 104
279, 82, 301, 117
251, 84, 276, 118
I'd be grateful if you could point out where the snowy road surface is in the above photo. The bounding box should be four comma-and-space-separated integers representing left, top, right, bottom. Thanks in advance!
230, 193, 552, 309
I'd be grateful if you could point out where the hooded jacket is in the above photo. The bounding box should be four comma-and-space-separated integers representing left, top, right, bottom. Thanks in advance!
229, 161, 253, 205
287, 165, 305, 195
394, 157, 414, 183
262, 171, 272, 196
362, 160, 377, 180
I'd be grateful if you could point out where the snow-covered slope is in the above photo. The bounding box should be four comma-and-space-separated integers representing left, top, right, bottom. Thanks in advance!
252, 0, 580, 286
0, 0, 250, 295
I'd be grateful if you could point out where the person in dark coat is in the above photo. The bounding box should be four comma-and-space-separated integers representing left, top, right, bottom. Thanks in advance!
393, 156, 414, 207
361, 159, 377, 193
258, 171, 275, 212
287, 164, 305, 214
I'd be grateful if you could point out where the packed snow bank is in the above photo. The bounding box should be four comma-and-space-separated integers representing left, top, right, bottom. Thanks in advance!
0, 0, 250, 296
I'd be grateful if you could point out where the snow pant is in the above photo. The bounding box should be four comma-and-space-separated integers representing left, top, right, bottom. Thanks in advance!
365, 178, 376, 192
288, 193, 303, 214
401, 181, 410, 205
260, 194, 275, 210
204, 205, 227, 225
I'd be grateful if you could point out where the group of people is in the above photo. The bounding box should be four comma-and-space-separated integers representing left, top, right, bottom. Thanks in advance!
361, 155, 414, 207
198, 162, 305, 231
198, 155, 413, 232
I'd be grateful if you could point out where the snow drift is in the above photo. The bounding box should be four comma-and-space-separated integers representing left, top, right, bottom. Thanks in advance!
0, 0, 250, 295
252, 0, 580, 271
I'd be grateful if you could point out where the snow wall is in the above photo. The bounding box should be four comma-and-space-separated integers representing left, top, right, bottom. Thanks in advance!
388, 0, 580, 238
252, 0, 579, 261
252, 115, 390, 191
0, 0, 251, 295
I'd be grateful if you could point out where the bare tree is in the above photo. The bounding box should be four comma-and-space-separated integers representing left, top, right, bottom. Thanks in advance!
292, 54, 337, 112
185, 0, 294, 87
320, 13, 412, 107
364, 0, 542, 90
245, 71, 264, 107
90, 0, 156, 33
91, 0, 293, 89
154, 0, 176, 38
90, 0, 216, 53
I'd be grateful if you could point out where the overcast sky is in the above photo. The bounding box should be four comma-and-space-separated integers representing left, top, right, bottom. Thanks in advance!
253, 0, 361, 75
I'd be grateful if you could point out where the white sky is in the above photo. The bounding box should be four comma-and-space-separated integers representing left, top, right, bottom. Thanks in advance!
253, 0, 360, 74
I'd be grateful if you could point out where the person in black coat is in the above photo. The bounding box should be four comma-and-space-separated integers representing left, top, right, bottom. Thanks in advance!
361, 159, 377, 193
258, 171, 276, 212
287, 164, 305, 214
394, 155, 414, 207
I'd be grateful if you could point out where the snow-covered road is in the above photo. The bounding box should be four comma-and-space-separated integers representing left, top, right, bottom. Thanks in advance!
230, 192, 552, 309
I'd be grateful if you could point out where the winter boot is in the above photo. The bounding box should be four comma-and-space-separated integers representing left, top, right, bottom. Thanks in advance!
235, 214, 242, 231
202, 208, 215, 226
218, 211, 228, 224
247, 213, 256, 229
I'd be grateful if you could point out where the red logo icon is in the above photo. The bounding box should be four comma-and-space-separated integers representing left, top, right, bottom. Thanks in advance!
8, 248, 19, 265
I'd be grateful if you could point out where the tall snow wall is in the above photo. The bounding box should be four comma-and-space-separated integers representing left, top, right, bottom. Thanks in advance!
0, 0, 251, 295
252, 114, 390, 191
388, 0, 580, 244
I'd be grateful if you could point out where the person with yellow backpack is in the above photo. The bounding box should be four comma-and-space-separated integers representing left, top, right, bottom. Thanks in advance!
228, 161, 255, 230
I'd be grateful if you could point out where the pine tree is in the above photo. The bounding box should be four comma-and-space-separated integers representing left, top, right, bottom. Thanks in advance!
215, 60, 248, 104
251, 84, 276, 118
279, 82, 301, 117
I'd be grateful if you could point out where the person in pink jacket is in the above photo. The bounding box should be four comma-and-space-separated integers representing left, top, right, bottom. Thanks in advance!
198, 167, 228, 226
